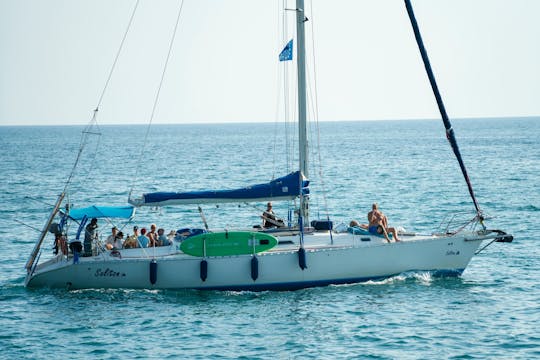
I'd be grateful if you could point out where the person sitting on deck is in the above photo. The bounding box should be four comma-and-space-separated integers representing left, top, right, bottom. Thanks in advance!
105, 226, 118, 250
123, 226, 139, 249
113, 231, 124, 249
147, 223, 158, 247
261, 202, 285, 228
349, 220, 367, 228
137, 228, 150, 248
157, 228, 171, 246
367, 203, 401, 243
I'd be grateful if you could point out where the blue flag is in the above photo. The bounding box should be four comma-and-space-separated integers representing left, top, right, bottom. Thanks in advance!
279, 39, 293, 61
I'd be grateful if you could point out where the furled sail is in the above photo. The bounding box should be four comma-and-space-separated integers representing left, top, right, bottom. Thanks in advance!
129, 171, 309, 207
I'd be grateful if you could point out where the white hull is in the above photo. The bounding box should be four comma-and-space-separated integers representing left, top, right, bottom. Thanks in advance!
25, 231, 492, 291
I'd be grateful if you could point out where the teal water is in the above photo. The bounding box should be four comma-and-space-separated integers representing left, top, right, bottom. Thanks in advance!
1, 118, 539, 359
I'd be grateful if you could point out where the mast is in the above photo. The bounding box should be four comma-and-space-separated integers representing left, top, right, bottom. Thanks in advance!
296, 0, 309, 225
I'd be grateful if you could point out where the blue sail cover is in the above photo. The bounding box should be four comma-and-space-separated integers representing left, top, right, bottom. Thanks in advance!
133, 171, 309, 207
68, 205, 135, 220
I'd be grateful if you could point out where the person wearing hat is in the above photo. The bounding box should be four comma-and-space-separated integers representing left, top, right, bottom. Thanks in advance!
123, 226, 139, 249
83, 218, 98, 256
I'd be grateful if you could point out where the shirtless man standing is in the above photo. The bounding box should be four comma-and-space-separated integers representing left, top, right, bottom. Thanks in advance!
367, 203, 401, 242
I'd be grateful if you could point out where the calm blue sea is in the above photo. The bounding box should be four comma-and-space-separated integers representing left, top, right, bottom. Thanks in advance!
0, 117, 539, 359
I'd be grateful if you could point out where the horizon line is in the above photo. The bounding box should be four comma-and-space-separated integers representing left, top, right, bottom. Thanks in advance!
0, 115, 540, 127
1, 115, 538, 127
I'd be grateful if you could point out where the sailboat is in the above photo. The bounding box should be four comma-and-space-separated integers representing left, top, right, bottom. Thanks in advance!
25, 0, 512, 290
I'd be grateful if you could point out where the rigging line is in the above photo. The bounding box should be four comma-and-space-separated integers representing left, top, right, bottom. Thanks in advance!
129, 0, 186, 198
285, 66, 294, 173
305, 64, 322, 218
280, 2, 299, 174
272, 80, 278, 180
475, 238, 497, 255
283, 2, 295, 172
305, 1, 330, 221
284, 61, 292, 172
278, 4, 293, 172
293, 40, 300, 165
272, 0, 284, 179
404, 0, 483, 221
24, 196, 55, 208
79, 121, 103, 191
64, 0, 139, 194
282, 0, 292, 173
290, 63, 298, 169
95, 0, 140, 111
14, 219, 43, 233
63, 110, 100, 193
285, 1, 294, 174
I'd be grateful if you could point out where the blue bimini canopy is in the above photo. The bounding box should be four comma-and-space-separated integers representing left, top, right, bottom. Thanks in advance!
130, 171, 309, 207
68, 205, 135, 220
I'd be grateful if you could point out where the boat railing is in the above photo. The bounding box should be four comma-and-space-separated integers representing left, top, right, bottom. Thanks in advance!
436, 211, 481, 234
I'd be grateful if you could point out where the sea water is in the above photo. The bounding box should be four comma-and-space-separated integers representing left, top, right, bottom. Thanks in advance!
0, 118, 539, 359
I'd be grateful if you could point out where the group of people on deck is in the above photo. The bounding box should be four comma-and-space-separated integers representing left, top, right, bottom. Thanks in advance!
107, 224, 173, 250
75, 220, 175, 256
70, 201, 398, 257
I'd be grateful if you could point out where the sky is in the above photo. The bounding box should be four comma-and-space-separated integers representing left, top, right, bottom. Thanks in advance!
1, 0, 539, 126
